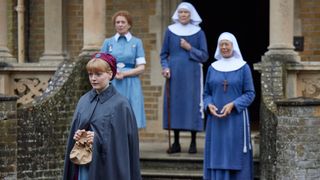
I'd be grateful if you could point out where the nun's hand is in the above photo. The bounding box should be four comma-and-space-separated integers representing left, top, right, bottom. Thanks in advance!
219, 102, 234, 118
162, 68, 170, 79
208, 104, 221, 117
180, 38, 192, 51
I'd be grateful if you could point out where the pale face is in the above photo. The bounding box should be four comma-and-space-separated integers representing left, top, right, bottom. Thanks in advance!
178, 8, 191, 25
88, 71, 112, 92
219, 40, 233, 58
114, 16, 131, 35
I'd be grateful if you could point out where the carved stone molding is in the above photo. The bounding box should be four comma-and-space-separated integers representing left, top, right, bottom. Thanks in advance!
301, 77, 320, 98
13, 78, 49, 105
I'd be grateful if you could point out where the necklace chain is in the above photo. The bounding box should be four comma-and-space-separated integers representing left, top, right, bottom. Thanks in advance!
222, 72, 228, 92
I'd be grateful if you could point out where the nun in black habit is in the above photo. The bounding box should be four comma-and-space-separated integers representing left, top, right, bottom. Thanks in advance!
63, 53, 142, 180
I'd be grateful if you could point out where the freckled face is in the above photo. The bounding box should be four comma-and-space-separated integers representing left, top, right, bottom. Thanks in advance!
178, 8, 191, 25
114, 16, 130, 35
88, 71, 112, 92
219, 40, 233, 58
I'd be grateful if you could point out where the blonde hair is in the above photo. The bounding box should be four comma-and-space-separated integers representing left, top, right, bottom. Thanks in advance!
86, 58, 112, 73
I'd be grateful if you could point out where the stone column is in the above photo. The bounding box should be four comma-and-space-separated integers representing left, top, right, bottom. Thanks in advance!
267, 0, 298, 58
80, 0, 106, 56
0, 0, 15, 62
257, 1, 301, 179
40, 0, 68, 65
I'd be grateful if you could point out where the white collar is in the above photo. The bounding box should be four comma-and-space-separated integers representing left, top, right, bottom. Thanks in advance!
211, 57, 246, 72
114, 32, 132, 42
168, 23, 201, 36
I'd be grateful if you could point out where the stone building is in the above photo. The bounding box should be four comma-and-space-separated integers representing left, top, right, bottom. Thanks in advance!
0, 0, 320, 179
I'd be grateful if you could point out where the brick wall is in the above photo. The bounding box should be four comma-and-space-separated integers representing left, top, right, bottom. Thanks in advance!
28, 0, 44, 62
27, 0, 84, 62
7, 0, 17, 58
299, 0, 320, 62
0, 95, 18, 179
66, 0, 83, 59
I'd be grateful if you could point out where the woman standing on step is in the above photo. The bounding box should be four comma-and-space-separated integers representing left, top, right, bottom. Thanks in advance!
203, 32, 255, 179
101, 10, 147, 129
160, 2, 209, 154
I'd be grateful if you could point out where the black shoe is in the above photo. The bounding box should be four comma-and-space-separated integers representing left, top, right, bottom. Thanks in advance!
166, 143, 181, 154
188, 142, 197, 154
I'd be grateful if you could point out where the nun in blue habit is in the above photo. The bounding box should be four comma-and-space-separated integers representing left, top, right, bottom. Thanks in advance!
160, 2, 209, 154
203, 32, 255, 180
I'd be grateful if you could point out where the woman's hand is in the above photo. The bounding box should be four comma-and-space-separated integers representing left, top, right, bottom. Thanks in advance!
208, 102, 234, 118
115, 72, 124, 80
73, 129, 95, 144
115, 64, 145, 80
162, 68, 170, 79
86, 131, 95, 144
218, 102, 234, 118
73, 129, 86, 141
208, 104, 220, 117
180, 38, 192, 51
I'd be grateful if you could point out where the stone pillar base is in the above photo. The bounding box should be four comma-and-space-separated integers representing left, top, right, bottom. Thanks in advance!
0, 48, 16, 63
0, 57, 17, 65
264, 49, 300, 62
39, 53, 68, 66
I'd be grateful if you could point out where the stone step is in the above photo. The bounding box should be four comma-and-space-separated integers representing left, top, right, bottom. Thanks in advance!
141, 155, 260, 179
141, 169, 202, 180
139, 133, 260, 179
141, 152, 203, 170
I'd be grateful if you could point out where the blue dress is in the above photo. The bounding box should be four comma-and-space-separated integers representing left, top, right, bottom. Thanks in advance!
160, 28, 208, 131
101, 34, 146, 129
203, 64, 255, 180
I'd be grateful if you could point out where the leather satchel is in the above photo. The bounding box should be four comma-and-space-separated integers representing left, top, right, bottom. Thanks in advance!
70, 132, 93, 165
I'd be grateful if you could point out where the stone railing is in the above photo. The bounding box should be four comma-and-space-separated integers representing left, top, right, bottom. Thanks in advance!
286, 61, 320, 98
254, 61, 320, 100
0, 62, 57, 106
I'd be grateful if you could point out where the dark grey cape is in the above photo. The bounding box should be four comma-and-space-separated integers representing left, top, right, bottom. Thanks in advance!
63, 85, 141, 180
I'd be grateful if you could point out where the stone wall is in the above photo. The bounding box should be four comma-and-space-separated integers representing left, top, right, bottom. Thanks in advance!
255, 53, 302, 179
16, 55, 91, 179
256, 55, 287, 180
276, 97, 320, 179
0, 95, 18, 179
256, 51, 320, 179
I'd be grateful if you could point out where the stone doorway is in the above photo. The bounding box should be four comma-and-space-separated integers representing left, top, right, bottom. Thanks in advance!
185, 0, 269, 131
